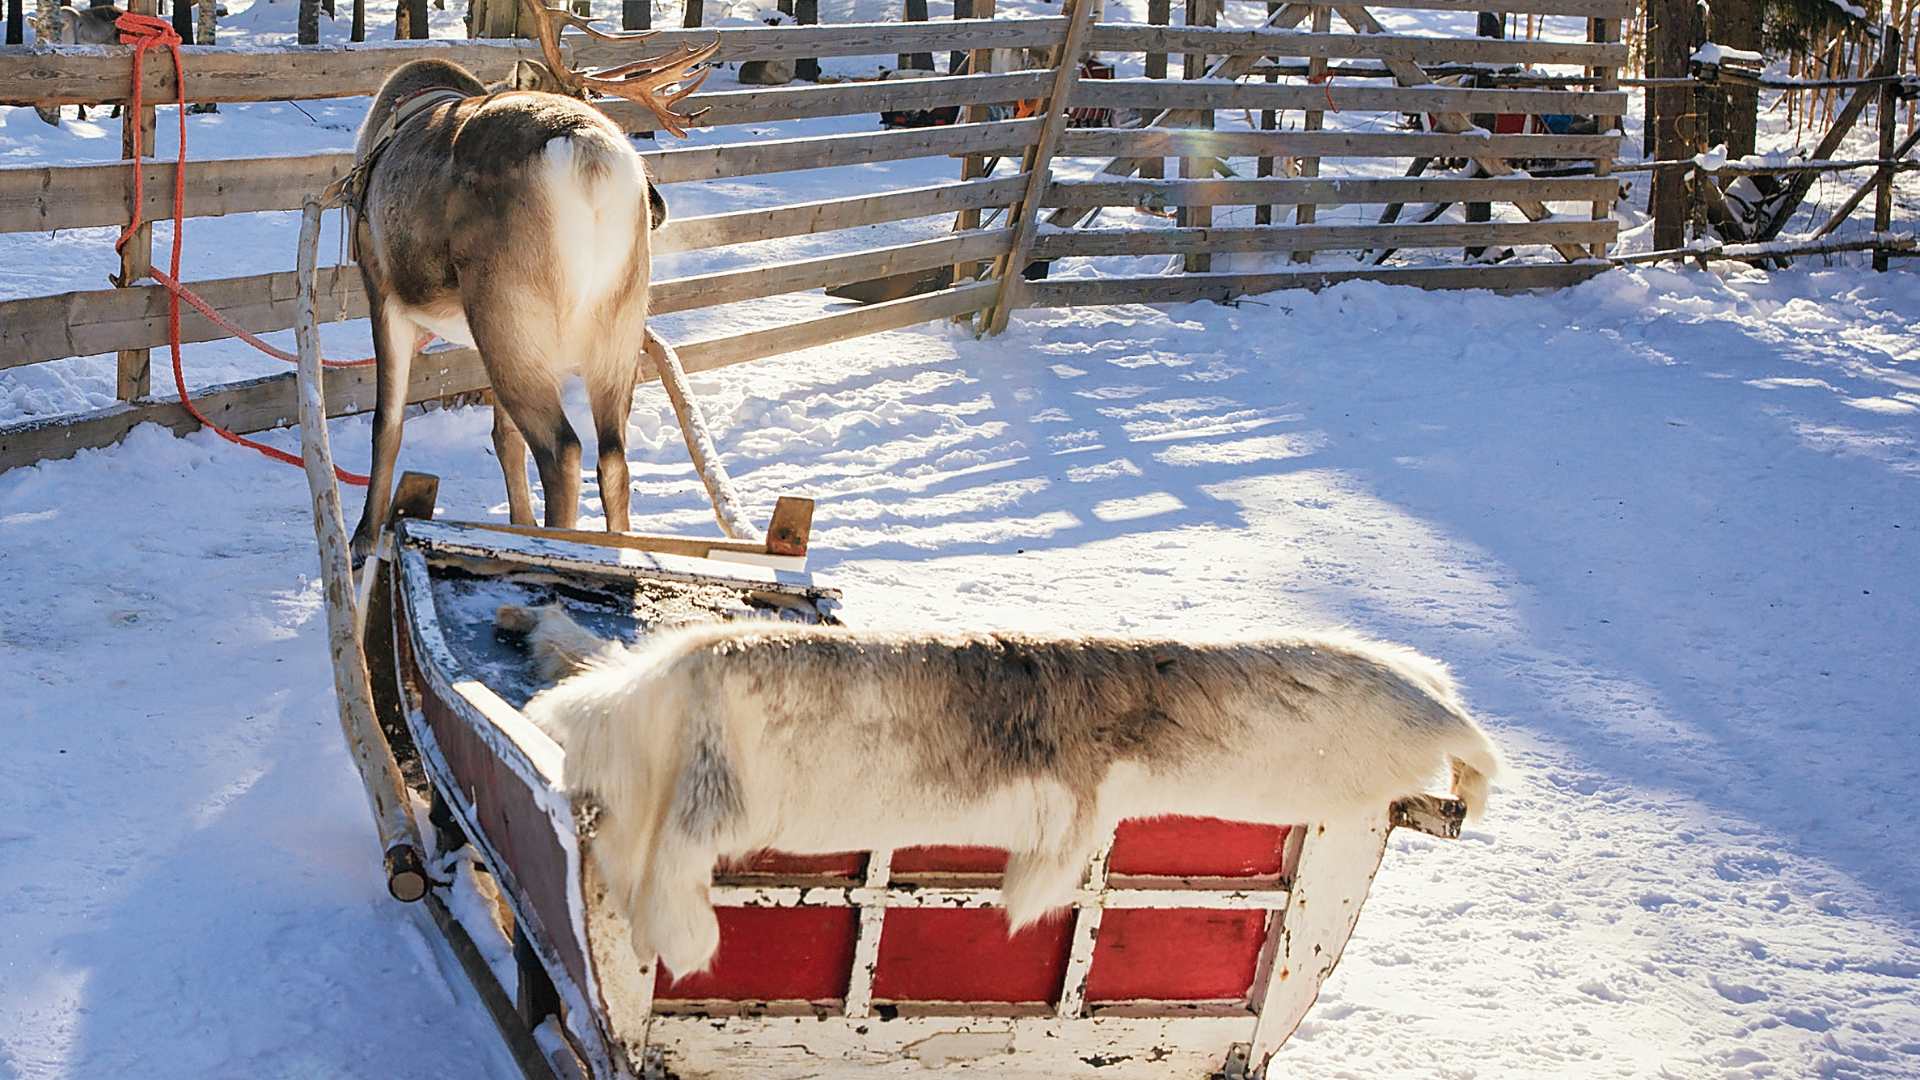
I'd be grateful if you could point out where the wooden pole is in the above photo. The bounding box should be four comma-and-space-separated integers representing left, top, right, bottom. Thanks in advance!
1874, 26, 1901, 272
1289, 2, 1330, 264
643, 330, 760, 541
116, 0, 159, 402
952, 0, 997, 286
293, 199, 429, 906
1645, 0, 1698, 249
1810, 122, 1920, 241
794, 0, 818, 81
1465, 9, 1502, 260
1590, 13, 1618, 258
1754, 38, 1901, 242
982, 0, 1095, 334
1142, 0, 1170, 182
1181, 0, 1219, 273
899, 0, 933, 71
1254, 0, 1279, 225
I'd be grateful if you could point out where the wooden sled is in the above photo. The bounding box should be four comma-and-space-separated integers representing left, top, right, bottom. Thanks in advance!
348, 475, 1470, 1080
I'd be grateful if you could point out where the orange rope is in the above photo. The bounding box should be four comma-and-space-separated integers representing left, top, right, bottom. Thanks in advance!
115, 12, 370, 485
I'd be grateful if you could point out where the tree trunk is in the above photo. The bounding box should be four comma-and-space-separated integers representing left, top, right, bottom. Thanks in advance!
1707, 0, 1759, 156
1647, 0, 1702, 248
299, 0, 321, 43
681, 0, 701, 27
172, 0, 193, 47
623, 0, 648, 28
351, 0, 365, 40
6, 0, 22, 45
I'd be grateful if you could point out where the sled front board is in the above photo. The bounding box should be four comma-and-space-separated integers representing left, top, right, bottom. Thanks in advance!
386, 520, 1459, 1079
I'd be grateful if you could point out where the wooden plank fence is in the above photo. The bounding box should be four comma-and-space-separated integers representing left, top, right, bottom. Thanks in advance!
0, 0, 1622, 474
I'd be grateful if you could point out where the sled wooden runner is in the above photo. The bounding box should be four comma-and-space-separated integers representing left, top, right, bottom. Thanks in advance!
354, 474, 1471, 1080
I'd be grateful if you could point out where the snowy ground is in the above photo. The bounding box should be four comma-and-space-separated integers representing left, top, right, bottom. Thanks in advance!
3, 1, 1919, 1078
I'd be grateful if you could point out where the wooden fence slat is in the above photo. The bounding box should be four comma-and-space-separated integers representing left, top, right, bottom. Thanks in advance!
643, 119, 1040, 183
1044, 175, 1623, 207
652, 229, 1013, 312
1024, 263, 1608, 307
1071, 78, 1629, 117
614, 69, 1055, 129
1085, 24, 1631, 66
1218, 0, 1634, 15
1058, 128, 1621, 161
0, 19, 1069, 106
1032, 218, 1618, 257
0, 153, 353, 234
676, 280, 997, 373
657, 176, 1029, 252
573, 17, 1065, 66
0, 347, 489, 474
0, 267, 367, 373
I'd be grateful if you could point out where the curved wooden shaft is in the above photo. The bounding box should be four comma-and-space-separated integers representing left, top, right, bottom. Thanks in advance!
1249, 813, 1393, 1073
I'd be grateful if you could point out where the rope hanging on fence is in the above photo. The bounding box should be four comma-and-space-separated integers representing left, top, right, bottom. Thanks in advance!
113, 12, 373, 485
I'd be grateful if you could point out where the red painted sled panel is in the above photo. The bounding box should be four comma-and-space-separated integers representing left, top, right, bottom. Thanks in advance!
722, 850, 866, 877
871, 909, 1072, 1003
891, 845, 1008, 875
1085, 908, 1269, 1002
653, 907, 858, 1001
1110, 818, 1290, 878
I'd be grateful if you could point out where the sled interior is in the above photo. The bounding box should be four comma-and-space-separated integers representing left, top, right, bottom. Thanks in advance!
372, 507, 1467, 1080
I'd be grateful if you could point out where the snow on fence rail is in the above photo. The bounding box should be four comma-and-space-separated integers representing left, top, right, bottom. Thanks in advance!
0, 0, 1624, 474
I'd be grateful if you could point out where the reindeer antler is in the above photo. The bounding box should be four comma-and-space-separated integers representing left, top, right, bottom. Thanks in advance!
520, 0, 719, 138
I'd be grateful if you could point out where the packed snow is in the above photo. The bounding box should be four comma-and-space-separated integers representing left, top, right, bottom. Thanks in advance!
2, 0, 1917, 1077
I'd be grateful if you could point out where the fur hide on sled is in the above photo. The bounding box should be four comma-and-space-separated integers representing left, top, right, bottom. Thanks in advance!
498, 604, 1503, 979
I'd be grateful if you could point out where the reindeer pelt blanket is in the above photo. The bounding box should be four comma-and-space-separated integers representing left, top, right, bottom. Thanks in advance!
497, 604, 1502, 979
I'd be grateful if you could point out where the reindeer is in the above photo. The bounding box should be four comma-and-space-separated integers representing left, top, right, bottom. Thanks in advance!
500, 603, 1503, 979
344, 0, 715, 560
34, 4, 124, 126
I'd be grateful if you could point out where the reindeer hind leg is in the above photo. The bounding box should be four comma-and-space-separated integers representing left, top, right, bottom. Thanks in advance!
465, 302, 581, 530
349, 301, 423, 562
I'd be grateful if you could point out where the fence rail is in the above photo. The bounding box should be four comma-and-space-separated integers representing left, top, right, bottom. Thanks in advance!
0, 0, 1625, 475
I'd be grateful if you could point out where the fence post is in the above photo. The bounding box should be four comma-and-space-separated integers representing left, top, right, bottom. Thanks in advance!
900, 0, 933, 71
1255, 0, 1281, 225
1288, 2, 1329, 263
1590, 13, 1619, 258
1465, 10, 1501, 260
1181, 0, 1219, 273
116, 0, 159, 402
794, 0, 819, 81
1142, 0, 1170, 182
1875, 26, 1901, 271
981, 0, 1096, 335
952, 0, 998, 286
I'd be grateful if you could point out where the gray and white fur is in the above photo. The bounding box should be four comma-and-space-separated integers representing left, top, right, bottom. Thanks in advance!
502, 604, 1503, 980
